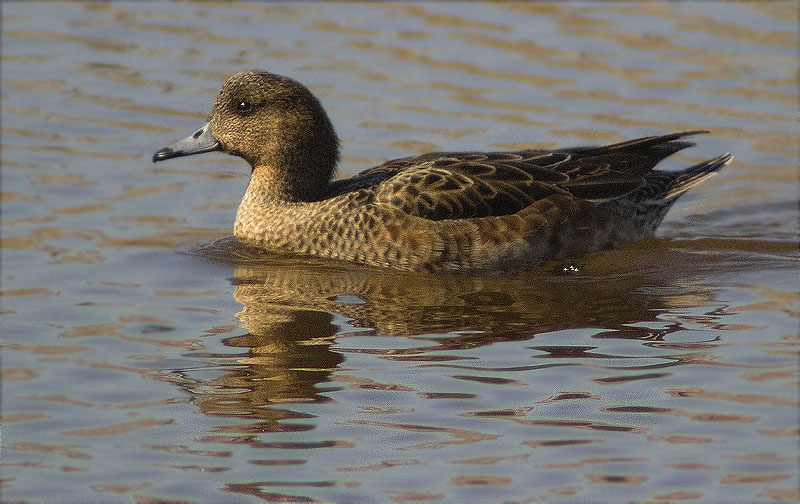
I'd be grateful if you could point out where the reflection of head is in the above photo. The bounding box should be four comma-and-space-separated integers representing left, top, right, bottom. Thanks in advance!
190, 304, 342, 430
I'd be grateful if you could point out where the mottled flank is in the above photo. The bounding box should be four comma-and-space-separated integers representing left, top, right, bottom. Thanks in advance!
153, 71, 732, 273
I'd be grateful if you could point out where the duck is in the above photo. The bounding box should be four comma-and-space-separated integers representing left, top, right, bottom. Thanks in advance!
153, 70, 732, 273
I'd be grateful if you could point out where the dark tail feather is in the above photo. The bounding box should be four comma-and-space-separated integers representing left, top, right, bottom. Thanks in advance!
565, 130, 709, 155
563, 131, 709, 178
625, 152, 732, 205
662, 152, 733, 200
591, 130, 709, 152
610, 152, 732, 234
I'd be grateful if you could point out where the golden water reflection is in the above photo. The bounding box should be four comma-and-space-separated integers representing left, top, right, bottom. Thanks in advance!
188, 241, 728, 427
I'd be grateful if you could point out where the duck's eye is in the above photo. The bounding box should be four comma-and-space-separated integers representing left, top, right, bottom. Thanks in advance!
236, 101, 252, 112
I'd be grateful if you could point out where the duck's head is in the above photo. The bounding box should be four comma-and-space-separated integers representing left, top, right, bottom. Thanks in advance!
153, 71, 339, 201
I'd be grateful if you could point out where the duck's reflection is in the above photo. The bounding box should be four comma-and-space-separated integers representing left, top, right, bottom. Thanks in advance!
190, 240, 717, 430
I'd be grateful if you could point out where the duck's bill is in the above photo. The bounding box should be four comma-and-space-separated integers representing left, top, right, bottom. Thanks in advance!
152, 122, 221, 162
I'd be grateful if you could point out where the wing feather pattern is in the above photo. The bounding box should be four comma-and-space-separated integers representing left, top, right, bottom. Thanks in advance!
325, 131, 707, 222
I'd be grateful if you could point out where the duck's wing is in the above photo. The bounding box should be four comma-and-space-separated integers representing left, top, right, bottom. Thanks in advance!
333, 131, 706, 221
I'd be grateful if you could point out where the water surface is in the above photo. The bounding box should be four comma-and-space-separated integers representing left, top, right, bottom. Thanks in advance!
2, 3, 798, 502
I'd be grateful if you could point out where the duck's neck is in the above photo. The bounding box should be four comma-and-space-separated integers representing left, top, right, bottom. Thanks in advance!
233, 156, 336, 241
234, 107, 340, 238
244, 163, 326, 204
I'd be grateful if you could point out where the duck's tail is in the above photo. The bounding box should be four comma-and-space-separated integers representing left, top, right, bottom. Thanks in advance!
634, 152, 733, 204
660, 153, 733, 201
605, 152, 733, 236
